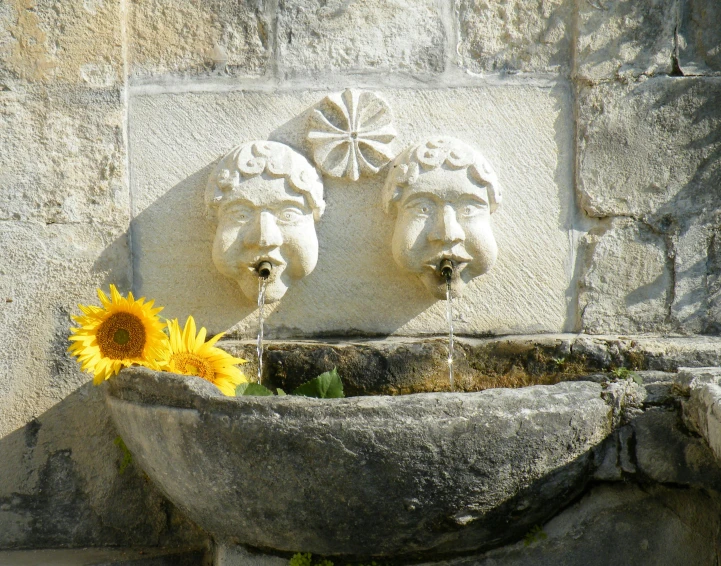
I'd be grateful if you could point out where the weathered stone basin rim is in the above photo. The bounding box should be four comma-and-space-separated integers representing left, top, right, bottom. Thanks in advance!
107, 367, 616, 558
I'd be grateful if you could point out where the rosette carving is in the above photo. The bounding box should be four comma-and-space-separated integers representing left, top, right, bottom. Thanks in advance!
307, 89, 397, 181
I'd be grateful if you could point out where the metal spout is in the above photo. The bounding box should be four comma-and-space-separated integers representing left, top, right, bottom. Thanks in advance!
256, 261, 272, 279
439, 259, 454, 281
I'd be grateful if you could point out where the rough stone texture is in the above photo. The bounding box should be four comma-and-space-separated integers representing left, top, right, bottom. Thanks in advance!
683, 383, 721, 466
129, 0, 269, 80
129, 85, 575, 337
456, 0, 573, 74
107, 368, 612, 557
0, 85, 129, 225
577, 77, 721, 333
578, 218, 671, 334
220, 335, 721, 395
576, 77, 721, 220
215, 545, 286, 566
0, 221, 131, 438
0, 547, 208, 565
0, 0, 123, 86
634, 408, 721, 490
676, 366, 721, 394
575, 0, 678, 81
276, 0, 445, 77
444, 484, 721, 566
678, 0, 721, 76
0, 382, 207, 550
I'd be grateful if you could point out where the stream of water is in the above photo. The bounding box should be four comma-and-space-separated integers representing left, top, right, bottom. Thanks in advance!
445, 279, 454, 390
257, 277, 267, 384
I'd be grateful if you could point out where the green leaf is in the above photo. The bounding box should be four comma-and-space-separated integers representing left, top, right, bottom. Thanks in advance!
236, 382, 274, 396
277, 388, 287, 396
293, 368, 344, 399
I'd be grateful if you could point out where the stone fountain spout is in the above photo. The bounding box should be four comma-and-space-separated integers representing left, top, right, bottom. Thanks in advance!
255, 261, 272, 279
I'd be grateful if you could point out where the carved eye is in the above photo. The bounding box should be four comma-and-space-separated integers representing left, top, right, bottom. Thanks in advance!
457, 200, 487, 218
405, 198, 435, 217
222, 203, 253, 224
277, 206, 304, 223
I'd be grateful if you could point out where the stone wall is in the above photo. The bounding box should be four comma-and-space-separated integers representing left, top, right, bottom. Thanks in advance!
1, 0, 720, 552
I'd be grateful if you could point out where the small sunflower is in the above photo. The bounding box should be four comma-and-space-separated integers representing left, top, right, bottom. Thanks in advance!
69, 285, 168, 384
162, 316, 247, 396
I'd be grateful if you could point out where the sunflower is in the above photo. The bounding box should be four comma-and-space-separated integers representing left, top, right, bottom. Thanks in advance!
161, 316, 248, 396
68, 285, 168, 384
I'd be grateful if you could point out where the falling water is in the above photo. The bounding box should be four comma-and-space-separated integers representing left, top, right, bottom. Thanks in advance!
256, 277, 267, 384
445, 279, 455, 390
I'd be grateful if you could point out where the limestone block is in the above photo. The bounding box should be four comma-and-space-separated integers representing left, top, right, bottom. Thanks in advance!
678, 0, 721, 76
276, 0, 445, 76
683, 383, 721, 466
129, 0, 269, 79
0, 221, 130, 437
0, 381, 207, 549
577, 77, 721, 219
670, 221, 719, 333
457, 0, 573, 74
709, 227, 721, 332
456, 484, 721, 566
128, 85, 575, 337
0, 85, 129, 225
676, 366, 721, 394
579, 219, 671, 334
576, 0, 677, 81
633, 408, 721, 490
0, 0, 123, 86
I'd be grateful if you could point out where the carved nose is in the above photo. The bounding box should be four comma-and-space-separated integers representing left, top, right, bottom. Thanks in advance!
429, 205, 464, 244
245, 211, 283, 248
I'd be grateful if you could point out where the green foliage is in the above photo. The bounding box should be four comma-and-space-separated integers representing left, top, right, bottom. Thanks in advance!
611, 367, 643, 385
293, 368, 345, 399
288, 554, 384, 566
551, 357, 566, 368
236, 382, 275, 396
524, 524, 547, 546
289, 553, 313, 566
114, 436, 133, 475
236, 369, 345, 398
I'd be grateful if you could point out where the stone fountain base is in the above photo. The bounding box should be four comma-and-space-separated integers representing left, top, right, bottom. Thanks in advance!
102, 337, 721, 565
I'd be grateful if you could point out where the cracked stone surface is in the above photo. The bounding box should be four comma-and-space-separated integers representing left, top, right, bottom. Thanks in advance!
276, 0, 445, 77
578, 218, 672, 334
107, 367, 612, 557
456, 0, 573, 74
129, 0, 270, 79
678, 0, 721, 76
575, 0, 678, 81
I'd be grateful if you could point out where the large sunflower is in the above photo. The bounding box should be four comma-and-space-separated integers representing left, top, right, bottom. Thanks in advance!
69, 285, 168, 384
162, 316, 247, 396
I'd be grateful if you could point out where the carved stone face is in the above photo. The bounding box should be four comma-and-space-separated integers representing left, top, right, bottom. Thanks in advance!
391, 166, 498, 299
212, 175, 319, 303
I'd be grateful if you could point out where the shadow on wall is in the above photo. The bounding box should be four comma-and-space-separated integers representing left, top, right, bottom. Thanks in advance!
115, 83, 578, 338
650, 79, 721, 333
0, 381, 208, 550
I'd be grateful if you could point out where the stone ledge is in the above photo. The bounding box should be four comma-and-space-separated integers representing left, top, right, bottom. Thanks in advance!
0, 547, 208, 566
219, 334, 721, 395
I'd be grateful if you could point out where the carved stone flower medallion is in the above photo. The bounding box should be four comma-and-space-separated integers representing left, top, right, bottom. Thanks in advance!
307, 88, 397, 181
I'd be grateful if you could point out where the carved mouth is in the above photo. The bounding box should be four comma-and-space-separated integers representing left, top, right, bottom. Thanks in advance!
245, 255, 286, 273
423, 253, 472, 273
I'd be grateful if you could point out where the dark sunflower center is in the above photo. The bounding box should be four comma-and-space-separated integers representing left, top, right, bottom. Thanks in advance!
97, 312, 146, 359
113, 328, 130, 345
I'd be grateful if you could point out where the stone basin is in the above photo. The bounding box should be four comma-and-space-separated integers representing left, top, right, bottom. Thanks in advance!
106, 367, 614, 558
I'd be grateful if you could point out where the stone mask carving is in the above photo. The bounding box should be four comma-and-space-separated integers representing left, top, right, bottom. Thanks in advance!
206, 141, 325, 303
383, 136, 502, 299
